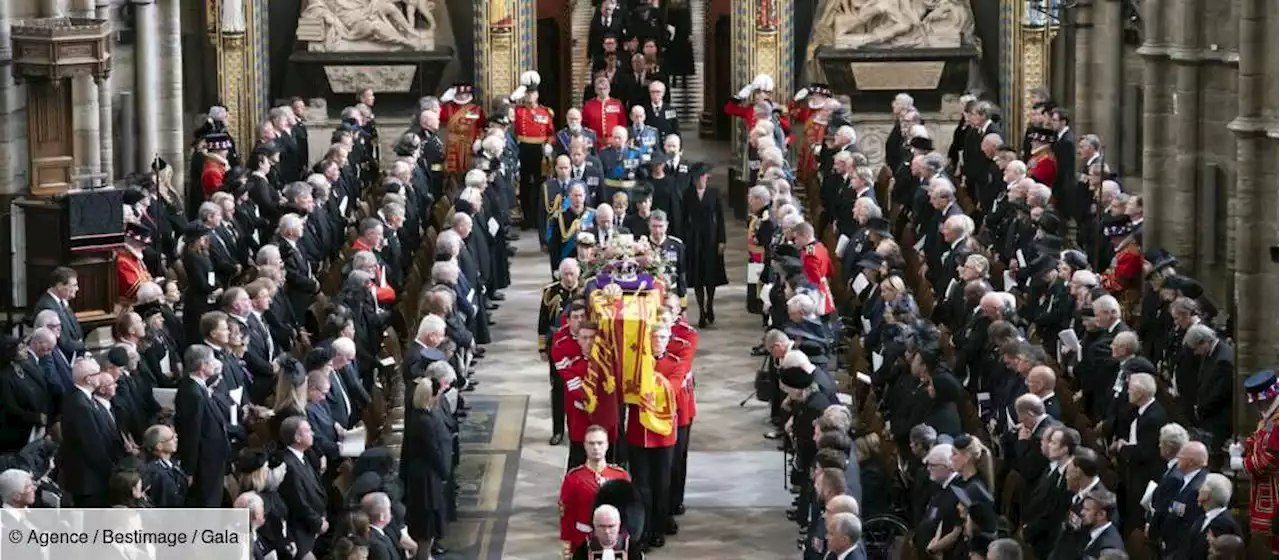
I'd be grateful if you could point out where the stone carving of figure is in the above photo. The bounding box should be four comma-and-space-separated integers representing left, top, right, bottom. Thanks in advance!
489, 0, 513, 27
811, 0, 975, 50
299, 0, 437, 51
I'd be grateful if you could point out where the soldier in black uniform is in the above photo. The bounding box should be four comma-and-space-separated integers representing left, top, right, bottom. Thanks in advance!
646, 209, 686, 301
538, 258, 585, 446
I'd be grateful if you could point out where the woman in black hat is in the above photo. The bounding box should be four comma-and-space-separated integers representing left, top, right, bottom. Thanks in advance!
681, 162, 728, 327
234, 447, 292, 558
181, 221, 219, 346
0, 335, 48, 455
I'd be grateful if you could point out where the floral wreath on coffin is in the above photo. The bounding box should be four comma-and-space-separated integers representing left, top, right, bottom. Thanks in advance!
577, 232, 668, 291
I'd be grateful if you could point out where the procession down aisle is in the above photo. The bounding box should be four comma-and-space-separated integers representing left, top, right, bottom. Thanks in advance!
476, 139, 799, 559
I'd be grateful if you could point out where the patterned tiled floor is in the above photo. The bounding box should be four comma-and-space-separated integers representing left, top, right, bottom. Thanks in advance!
467, 139, 802, 559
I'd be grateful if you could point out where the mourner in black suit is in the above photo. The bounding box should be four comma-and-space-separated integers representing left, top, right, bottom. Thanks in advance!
57, 358, 123, 507
1077, 489, 1125, 559
1173, 474, 1241, 560
1151, 442, 1210, 555
1112, 373, 1168, 533
174, 345, 232, 508
139, 424, 189, 508
278, 416, 330, 557
33, 267, 87, 359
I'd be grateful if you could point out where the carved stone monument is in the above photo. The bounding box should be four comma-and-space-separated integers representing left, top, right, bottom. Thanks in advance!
296, 0, 438, 52
289, 0, 453, 112
809, 0, 980, 112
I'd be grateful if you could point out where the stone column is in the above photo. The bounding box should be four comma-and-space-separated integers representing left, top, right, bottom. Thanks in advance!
1071, 0, 1094, 134
96, 0, 113, 183
1089, 0, 1123, 153
133, 0, 159, 171
1165, 0, 1201, 268
71, 0, 101, 182
159, 0, 184, 192
1227, 0, 1279, 427
0, 0, 27, 197
1136, 0, 1170, 240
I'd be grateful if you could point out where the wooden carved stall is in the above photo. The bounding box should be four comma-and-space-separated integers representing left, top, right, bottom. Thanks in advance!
10, 17, 119, 324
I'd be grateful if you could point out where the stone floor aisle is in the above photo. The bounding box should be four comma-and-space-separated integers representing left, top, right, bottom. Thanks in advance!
473, 139, 801, 559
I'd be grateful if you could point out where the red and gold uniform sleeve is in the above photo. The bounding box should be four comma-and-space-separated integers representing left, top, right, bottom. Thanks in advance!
201, 164, 225, 198
1029, 156, 1057, 189
116, 250, 152, 302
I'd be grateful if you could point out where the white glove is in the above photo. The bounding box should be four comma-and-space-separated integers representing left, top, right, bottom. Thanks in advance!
441, 87, 456, 103
542, 143, 553, 157
1230, 457, 1244, 471
1229, 441, 1244, 458
752, 73, 775, 91
509, 86, 527, 102
472, 139, 482, 153
794, 88, 809, 102
667, 24, 676, 40
736, 84, 755, 100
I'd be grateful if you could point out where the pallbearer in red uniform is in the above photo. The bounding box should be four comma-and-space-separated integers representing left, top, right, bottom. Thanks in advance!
627, 325, 681, 550
1232, 370, 1279, 551
555, 320, 610, 469
582, 76, 626, 151
116, 222, 154, 304
790, 84, 833, 192
513, 71, 557, 231
663, 316, 697, 530
441, 82, 486, 178
560, 425, 631, 559
663, 292, 698, 361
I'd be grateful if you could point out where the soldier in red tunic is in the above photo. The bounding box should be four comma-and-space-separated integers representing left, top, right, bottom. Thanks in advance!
559, 425, 630, 559
663, 317, 698, 528
513, 71, 557, 230
723, 74, 792, 136
555, 320, 610, 469
581, 76, 626, 151
626, 325, 681, 549
116, 222, 154, 305
1232, 370, 1278, 551
441, 82, 486, 178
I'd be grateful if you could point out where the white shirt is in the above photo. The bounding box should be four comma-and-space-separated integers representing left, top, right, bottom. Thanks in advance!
1129, 398, 1154, 443
1200, 507, 1226, 531
287, 446, 306, 464
1179, 469, 1202, 494
1057, 126, 1071, 140
835, 544, 860, 560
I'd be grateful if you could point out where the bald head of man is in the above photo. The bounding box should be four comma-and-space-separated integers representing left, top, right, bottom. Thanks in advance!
1176, 441, 1209, 473
1026, 365, 1056, 397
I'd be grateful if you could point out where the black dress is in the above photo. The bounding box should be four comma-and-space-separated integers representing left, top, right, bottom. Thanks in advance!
681, 185, 728, 288
400, 405, 453, 542
0, 360, 49, 454
181, 249, 218, 347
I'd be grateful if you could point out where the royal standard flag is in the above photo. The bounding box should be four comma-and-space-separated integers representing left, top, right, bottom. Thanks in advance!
586, 288, 675, 437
